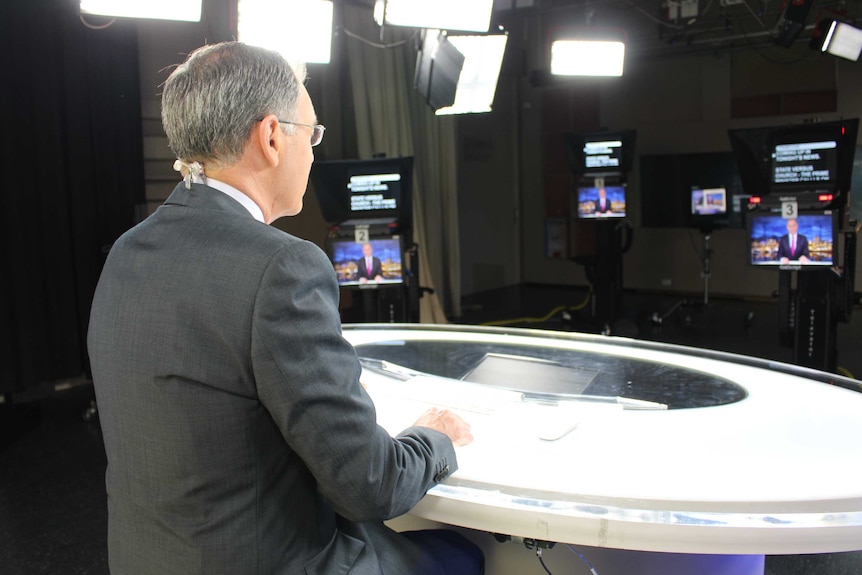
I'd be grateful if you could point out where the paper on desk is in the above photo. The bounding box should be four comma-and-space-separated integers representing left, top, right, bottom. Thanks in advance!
362, 372, 523, 431
362, 369, 625, 484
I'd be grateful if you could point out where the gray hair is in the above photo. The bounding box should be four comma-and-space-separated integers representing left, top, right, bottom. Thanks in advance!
161, 42, 308, 167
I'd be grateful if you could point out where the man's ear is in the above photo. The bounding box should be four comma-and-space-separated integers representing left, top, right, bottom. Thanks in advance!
254, 115, 282, 167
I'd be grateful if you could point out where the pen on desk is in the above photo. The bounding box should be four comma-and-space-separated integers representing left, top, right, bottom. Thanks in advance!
522, 393, 667, 410
358, 357, 419, 381
615, 397, 668, 410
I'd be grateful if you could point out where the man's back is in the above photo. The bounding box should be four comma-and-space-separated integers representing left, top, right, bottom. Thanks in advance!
88, 185, 456, 574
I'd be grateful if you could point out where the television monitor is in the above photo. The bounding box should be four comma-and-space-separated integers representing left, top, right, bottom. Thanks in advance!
729, 119, 858, 205
771, 137, 838, 189
567, 130, 636, 176
328, 236, 404, 287
747, 210, 836, 269
576, 185, 626, 218
310, 157, 414, 226
691, 187, 728, 215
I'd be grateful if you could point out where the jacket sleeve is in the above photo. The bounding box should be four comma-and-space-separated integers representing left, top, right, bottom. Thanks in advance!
250, 239, 456, 521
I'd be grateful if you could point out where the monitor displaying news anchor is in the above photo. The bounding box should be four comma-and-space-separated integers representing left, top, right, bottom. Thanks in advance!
576, 186, 626, 218
748, 212, 835, 268
691, 187, 727, 215
328, 237, 404, 287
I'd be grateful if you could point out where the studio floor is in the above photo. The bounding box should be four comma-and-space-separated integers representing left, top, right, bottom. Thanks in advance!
2, 283, 862, 574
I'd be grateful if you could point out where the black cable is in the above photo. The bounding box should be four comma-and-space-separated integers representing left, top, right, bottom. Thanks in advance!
537, 551, 555, 575
342, 26, 418, 49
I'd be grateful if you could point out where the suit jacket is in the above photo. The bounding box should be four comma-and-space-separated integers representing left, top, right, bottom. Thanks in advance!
88, 183, 456, 575
595, 197, 611, 213
356, 256, 383, 280
777, 233, 810, 261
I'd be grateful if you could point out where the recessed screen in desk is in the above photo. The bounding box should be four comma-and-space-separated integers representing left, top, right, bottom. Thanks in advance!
354, 340, 747, 410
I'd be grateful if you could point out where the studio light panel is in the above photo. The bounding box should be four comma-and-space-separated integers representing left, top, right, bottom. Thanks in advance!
436, 34, 508, 115
374, 0, 494, 33
80, 0, 202, 22
821, 21, 862, 62
237, 0, 333, 64
550, 40, 626, 77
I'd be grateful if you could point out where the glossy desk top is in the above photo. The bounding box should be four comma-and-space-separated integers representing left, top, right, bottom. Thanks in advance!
344, 324, 862, 555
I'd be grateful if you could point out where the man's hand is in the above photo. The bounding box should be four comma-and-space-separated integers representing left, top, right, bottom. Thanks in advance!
413, 407, 473, 447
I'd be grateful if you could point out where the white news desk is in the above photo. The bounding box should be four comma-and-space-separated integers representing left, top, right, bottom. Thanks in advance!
344, 324, 862, 574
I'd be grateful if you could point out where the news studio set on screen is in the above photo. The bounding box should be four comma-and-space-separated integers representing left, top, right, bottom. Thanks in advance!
748, 211, 835, 268
576, 185, 627, 218
327, 236, 405, 287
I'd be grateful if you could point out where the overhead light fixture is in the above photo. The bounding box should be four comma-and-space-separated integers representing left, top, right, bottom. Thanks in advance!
374, 0, 493, 33
414, 31, 465, 111
435, 33, 508, 115
414, 30, 508, 115
79, 0, 202, 21
819, 20, 862, 61
237, 0, 333, 64
550, 39, 625, 77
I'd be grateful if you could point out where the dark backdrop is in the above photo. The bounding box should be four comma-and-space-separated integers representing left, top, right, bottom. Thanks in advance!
0, 0, 144, 394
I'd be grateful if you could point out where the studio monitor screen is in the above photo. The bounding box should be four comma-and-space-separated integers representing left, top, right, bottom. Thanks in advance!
729, 119, 858, 206
691, 188, 728, 215
567, 130, 636, 176
748, 211, 836, 269
576, 186, 626, 218
311, 157, 414, 226
328, 237, 404, 287
771, 139, 838, 188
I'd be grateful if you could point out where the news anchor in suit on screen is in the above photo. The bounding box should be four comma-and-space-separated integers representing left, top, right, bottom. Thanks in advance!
356, 242, 384, 283
595, 187, 612, 213
777, 218, 810, 264
87, 42, 482, 575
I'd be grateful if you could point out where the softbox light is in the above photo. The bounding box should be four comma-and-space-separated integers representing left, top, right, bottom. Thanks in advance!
820, 20, 862, 61
238, 0, 333, 64
436, 33, 508, 115
80, 0, 202, 22
374, 0, 493, 33
550, 40, 625, 77
414, 31, 465, 111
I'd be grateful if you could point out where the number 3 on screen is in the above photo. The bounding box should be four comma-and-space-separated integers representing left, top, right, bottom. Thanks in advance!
783, 201, 798, 219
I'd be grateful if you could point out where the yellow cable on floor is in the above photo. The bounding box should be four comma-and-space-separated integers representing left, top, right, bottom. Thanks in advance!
479, 289, 592, 327
837, 366, 856, 379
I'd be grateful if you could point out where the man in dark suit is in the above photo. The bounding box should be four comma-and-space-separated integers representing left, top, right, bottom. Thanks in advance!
595, 187, 611, 214
88, 42, 483, 575
356, 242, 384, 283
777, 217, 810, 264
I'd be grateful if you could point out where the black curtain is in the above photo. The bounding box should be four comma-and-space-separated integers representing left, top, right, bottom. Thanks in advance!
0, 0, 144, 393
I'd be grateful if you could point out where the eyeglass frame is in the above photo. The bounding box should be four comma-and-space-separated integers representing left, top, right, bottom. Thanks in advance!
257, 118, 326, 147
